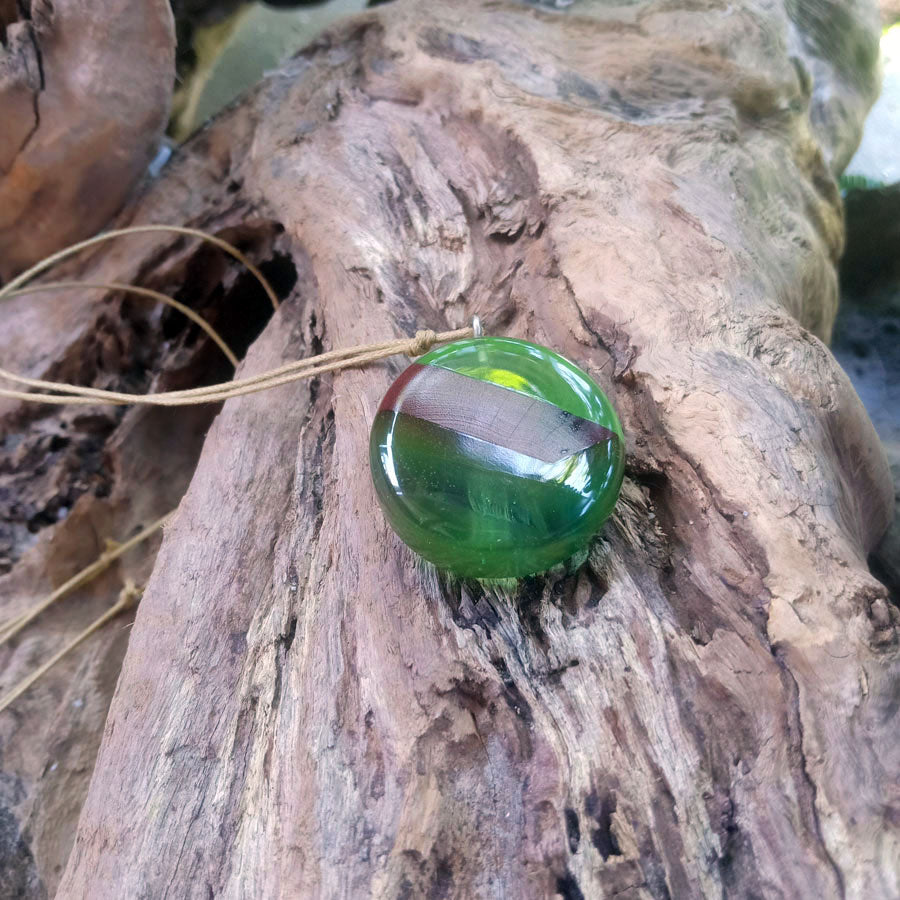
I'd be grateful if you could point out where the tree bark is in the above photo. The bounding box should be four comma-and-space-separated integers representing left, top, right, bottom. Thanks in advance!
1, 1, 897, 897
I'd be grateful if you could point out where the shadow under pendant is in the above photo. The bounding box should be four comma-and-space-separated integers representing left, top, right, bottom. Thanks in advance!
369, 336, 625, 578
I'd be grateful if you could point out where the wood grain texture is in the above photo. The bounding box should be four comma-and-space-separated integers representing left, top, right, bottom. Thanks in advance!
379, 363, 615, 463
0, 115, 296, 893
0, 0, 896, 897
0, 0, 176, 281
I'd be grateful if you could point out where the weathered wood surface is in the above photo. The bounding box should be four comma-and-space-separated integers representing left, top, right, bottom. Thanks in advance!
0, 0, 175, 281
0, 140, 297, 893
1, 0, 897, 897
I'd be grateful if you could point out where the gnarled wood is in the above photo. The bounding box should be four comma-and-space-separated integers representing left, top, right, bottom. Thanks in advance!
0, 179, 295, 894
0, 1, 897, 897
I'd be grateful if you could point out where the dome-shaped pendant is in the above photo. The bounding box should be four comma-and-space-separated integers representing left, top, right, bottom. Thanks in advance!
369, 337, 625, 578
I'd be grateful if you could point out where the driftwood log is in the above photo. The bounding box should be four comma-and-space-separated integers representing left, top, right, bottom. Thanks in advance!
1, 0, 898, 897
0, 0, 175, 281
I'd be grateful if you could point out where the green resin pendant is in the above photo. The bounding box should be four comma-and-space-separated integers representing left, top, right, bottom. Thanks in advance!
369, 337, 625, 578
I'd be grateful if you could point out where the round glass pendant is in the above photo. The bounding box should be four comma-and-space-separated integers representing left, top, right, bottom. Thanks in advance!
369, 336, 625, 578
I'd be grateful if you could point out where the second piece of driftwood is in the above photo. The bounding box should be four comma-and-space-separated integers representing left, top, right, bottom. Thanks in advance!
0, 0, 176, 281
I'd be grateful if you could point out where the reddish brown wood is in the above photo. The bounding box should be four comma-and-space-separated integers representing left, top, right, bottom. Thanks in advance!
0, 0, 176, 281
0, 1, 897, 897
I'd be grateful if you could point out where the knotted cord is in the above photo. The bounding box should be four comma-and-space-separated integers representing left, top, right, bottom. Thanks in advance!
0, 224, 477, 711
